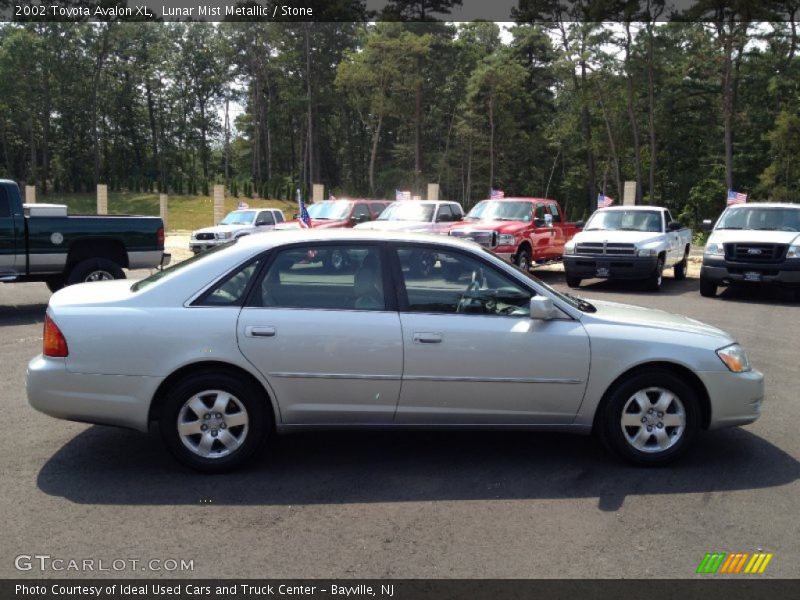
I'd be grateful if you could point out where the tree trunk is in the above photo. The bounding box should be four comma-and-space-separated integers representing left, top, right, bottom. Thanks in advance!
414, 55, 422, 194
368, 113, 383, 195
91, 25, 111, 185
305, 23, 314, 189
224, 97, 230, 188
624, 22, 642, 204
488, 95, 495, 194
594, 80, 622, 201
647, 23, 657, 203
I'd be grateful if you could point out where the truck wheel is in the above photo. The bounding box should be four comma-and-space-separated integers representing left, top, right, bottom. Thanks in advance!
45, 277, 64, 293
646, 258, 664, 291
699, 276, 717, 298
66, 258, 125, 286
566, 275, 581, 288
514, 249, 531, 272
673, 251, 689, 280
597, 368, 699, 466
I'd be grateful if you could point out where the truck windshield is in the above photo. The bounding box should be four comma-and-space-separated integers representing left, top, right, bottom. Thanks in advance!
131, 242, 235, 292
220, 210, 256, 225
585, 210, 662, 233
307, 201, 352, 220
377, 203, 435, 222
465, 201, 533, 222
716, 206, 800, 232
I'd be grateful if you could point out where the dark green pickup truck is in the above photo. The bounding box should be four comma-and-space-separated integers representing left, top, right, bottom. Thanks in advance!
0, 180, 170, 292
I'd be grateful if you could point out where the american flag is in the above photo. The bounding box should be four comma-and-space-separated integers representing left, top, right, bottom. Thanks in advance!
329, 194, 336, 201
597, 193, 614, 208
297, 189, 311, 228
490, 188, 505, 199
727, 189, 747, 205
396, 189, 411, 201
237, 201, 249, 209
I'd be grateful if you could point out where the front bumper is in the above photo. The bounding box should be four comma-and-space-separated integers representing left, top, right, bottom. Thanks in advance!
190, 239, 227, 253
701, 256, 800, 286
563, 254, 658, 280
26, 355, 162, 432
698, 368, 764, 429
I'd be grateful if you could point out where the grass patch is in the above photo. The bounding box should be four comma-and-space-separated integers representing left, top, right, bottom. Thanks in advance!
43, 192, 299, 232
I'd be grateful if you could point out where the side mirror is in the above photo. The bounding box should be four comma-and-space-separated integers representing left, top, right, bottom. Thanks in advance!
530, 296, 559, 320
574, 220, 585, 228
667, 221, 683, 232
533, 217, 546, 228
702, 219, 714, 232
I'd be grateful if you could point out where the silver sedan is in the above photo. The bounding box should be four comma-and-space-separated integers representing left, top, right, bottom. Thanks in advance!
27, 230, 764, 472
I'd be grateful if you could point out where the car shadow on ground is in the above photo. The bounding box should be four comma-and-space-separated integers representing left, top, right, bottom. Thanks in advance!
534, 270, 699, 298
37, 427, 798, 512
0, 303, 47, 326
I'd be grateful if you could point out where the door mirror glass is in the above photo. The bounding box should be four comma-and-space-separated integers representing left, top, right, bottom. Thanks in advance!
530, 296, 558, 320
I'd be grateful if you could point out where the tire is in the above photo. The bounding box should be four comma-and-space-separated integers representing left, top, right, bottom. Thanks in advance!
65, 258, 125, 286
514, 248, 531, 272
597, 368, 700, 466
699, 276, 717, 298
45, 277, 64, 293
565, 275, 581, 288
159, 372, 268, 473
673, 250, 688, 280
645, 257, 664, 291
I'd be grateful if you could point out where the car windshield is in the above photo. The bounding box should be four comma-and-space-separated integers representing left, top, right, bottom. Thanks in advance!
130, 242, 235, 292
465, 200, 533, 222
306, 201, 352, 220
219, 210, 256, 225
377, 202, 435, 222
585, 210, 662, 232
716, 206, 800, 231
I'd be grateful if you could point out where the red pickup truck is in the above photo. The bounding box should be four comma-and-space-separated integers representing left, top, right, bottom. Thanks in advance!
448, 197, 583, 271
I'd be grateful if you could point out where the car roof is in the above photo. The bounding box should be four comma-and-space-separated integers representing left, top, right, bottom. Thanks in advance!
477, 197, 556, 203
724, 202, 799, 209
595, 206, 665, 212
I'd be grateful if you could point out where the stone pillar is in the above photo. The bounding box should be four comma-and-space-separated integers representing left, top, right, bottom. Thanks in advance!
97, 184, 108, 215
312, 184, 324, 202
159, 194, 169, 230
623, 181, 637, 206
213, 185, 225, 224
25, 185, 36, 204
427, 183, 439, 201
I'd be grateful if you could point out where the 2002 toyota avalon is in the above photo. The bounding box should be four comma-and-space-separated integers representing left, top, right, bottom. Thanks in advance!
27, 230, 763, 472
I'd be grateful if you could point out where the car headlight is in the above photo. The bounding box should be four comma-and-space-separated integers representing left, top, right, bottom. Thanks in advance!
497, 234, 515, 246
705, 242, 724, 256
787, 242, 800, 258
636, 248, 658, 257
564, 241, 576, 254
216, 232, 233, 240
716, 343, 751, 373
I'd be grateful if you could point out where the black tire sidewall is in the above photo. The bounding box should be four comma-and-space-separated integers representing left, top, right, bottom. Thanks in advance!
159, 372, 267, 473
66, 258, 125, 285
515, 249, 531, 271
601, 369, 699, 466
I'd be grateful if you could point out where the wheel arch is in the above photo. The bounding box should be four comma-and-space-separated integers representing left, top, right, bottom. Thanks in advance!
591, 361, 711, 432
148, 360, 277, 428
66, 237, 128, 270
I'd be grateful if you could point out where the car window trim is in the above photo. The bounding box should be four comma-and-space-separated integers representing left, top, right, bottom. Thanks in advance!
189, 252, 272, 308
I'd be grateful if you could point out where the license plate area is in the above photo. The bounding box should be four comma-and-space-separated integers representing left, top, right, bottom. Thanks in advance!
743, 271, 762, 282
596, 267, 610, 278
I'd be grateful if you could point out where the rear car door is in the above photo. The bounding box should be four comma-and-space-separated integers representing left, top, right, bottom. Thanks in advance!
237, 242, 403, 424
392, 244, 590, 424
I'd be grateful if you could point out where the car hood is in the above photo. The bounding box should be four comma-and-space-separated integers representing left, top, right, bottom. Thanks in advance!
49, 279, 137, 308
584, 299, 733, 342
193, 224, 251, 236
451, 221, 528, 234
708, 229, 800, 245
356, 220, 430, 231
572, 230, 663, 245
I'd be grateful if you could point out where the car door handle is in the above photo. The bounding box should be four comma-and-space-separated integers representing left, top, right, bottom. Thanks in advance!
413, 332, 443, 344
246, 326, 276, 338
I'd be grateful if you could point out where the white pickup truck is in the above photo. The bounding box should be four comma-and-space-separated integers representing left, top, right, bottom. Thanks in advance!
563, 206, 692, 291
700, 202, 800, 298
190, 207, 285, 254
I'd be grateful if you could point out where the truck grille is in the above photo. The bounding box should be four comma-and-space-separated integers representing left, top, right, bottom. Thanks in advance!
575, 242, 636, 256
195, 232, 215, 241
449, 230, 497, 247
724, 243, 787, 263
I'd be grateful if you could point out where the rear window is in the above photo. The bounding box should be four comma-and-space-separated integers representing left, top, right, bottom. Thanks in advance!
0, 188, 9, 218
131, 241, 235, 292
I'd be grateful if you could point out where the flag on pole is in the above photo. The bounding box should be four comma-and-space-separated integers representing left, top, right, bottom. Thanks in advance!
597, 193, 614, 208
395, 190, 411, 201
490, 188, 505, 199
297, 188, 311, 228
329, 194, 336, 201
727, 189, 747, 205
237, 201, 249, 209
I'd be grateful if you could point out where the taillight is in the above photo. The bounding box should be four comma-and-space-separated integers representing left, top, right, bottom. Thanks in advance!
43, 314, 69, 357
156, 227, 165, 247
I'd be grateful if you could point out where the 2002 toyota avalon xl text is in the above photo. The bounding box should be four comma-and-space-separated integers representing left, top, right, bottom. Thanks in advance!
27, 230, 764, 472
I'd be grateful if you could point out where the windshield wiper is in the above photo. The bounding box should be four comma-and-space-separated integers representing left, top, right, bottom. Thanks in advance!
585, 227, 606, 231
617, 227, 642, 231
716, 226, 742, 230
563, 292, 596, 313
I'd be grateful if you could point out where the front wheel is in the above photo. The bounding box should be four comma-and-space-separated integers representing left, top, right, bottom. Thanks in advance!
699, 276, 718, 298
66, 258, 125, 286
645, 257, 664, 291
159, 372, 268, 473
45, 277, 64, 293
514, 248, 531, 272
565, 275, 581, 288
598, 369, 699, 466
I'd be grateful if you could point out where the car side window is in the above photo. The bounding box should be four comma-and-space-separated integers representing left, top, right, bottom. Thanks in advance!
353, 203, 371, 220
275, 212, 285, 223
437, 205, 453, 222
395, 246, 532, 316
255, 245, 385, 311
0, 188, 9, 218
256, 211, 274, 226
370, 203, 388, 218
548, 203, 562, 223
535, 204, 546, 220
196, 259, 261, 307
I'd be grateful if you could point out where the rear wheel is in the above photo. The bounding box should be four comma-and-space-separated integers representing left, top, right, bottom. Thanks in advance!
66, 258, 125, 286
565, 275, 581, 288
159, 372, 268, 473
699, 276, 717, 298
598, 369, 699, 466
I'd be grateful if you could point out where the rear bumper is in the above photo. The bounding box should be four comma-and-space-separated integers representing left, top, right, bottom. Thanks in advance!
563, 254, 658, 280
26, 355, 162, 432
701, 256, 800, 286
698, 368, 764, 429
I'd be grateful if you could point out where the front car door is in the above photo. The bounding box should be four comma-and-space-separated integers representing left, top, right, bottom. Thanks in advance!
0, 186, 20, 276
255, 210, 275, 230
391, 244, 591, 424
237, 242, 403, 424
